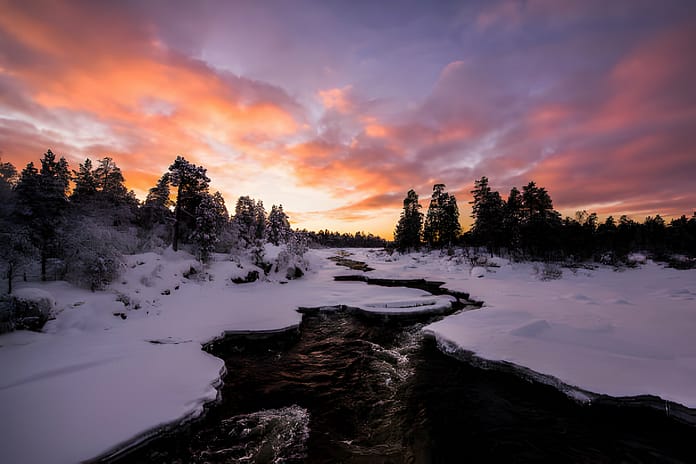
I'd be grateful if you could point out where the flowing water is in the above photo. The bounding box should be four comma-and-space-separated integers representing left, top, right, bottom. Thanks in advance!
114, 306, 696, 463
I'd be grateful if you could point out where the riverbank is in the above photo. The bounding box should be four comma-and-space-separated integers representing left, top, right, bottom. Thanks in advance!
349, 248, 696, 412
0, 248, 450, 463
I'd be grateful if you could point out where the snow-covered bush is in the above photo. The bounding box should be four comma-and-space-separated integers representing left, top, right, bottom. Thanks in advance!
273, 234, 309, 280
0, 288, 54, 333
61, 219, 126, 290
137, 222, 171, 252
533, 262, 563, 280
470, 266, 486, 278
627, 253, 647, 265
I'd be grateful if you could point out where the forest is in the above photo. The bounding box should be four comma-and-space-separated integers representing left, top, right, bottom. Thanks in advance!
393, 178, 696, 264
2, 150, 695, 298
0, 151, 319, 294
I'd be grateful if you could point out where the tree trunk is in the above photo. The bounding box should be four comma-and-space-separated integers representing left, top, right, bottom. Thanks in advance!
7, 262, 13, 294
172, 184, 183, 251
41, 249, 47, 281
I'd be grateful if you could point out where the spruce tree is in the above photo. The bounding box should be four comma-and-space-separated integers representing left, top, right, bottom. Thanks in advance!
70, 158, 98, 204
470, 177, 504, 251
232, 196, 257, 249
441, 192, 461, 246
254, 200, 266, 240
394, 189, 423, 252
423, 184, 460, 248
267, 204, 292, 246
14, 150, 70, 280
520, 181, 561, 257
191, 191, 228, 263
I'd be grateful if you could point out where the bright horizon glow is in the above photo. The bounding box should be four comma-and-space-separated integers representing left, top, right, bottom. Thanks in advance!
1, 1, 695, 239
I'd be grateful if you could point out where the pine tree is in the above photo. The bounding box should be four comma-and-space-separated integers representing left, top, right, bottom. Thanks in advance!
168, 156, 210, 251
70, 158, 98, 204
140, 173, 173, 229
0, 160, 18, 218
504, 186, 523, 251
394, 189, 423, 252
94, 157, 129, 204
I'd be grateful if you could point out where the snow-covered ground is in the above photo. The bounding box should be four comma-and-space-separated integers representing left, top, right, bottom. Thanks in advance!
0, 248, 446, 464
350, 249, 696, 408
2, 247, 695, 463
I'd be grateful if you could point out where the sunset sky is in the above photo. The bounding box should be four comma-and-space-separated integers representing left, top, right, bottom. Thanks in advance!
1, 0, 695, 238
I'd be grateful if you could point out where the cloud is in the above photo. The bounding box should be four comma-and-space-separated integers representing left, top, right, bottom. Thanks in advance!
1, 0, 694, 238
0, 1, 307, 199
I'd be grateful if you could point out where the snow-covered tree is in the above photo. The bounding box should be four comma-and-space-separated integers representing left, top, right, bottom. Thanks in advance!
0, 225, 35, 294
71, 157, 138, 227
394, 189, 423, 252
266, 204, 291, 245
232, 196, 258, 249
0, 160, 18, 221
168, 156, 210, 251
190, 191, 229, 263
14, 150, 70, 280
254, 200, 266, 240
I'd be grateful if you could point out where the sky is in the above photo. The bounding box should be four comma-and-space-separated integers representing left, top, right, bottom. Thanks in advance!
1, 0, 695, 238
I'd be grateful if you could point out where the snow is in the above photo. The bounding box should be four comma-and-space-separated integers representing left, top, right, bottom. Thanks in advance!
3, 246, 696, 463
12, 287, 56, 306
0, 248, 446, 464
349, 249, 696, 408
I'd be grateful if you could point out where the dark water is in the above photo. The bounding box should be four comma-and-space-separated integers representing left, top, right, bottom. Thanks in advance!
113, 308, 696, 464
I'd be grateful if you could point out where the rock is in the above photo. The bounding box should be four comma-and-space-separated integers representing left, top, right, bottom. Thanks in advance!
286, 266, 304, 280
232, 270, 260, 284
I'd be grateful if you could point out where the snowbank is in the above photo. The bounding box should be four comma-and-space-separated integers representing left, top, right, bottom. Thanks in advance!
0, 248, 447, 463
353, 249, 696, 409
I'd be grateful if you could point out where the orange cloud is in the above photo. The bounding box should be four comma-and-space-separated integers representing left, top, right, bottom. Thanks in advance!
0, 1, 305, 200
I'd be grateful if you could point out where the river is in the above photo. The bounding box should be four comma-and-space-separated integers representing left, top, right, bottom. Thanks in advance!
113, 300, 696, 463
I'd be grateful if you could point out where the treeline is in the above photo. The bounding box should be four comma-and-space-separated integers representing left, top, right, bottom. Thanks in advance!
394, 177, 696, 263
0, 151, 301, 293
299, 229, 387, 248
